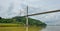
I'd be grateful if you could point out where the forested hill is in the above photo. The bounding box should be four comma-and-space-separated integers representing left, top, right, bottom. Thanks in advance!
0, 16, 47, 26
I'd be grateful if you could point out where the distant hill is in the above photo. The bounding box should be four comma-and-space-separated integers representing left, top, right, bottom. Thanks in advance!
0, 16, 47, 26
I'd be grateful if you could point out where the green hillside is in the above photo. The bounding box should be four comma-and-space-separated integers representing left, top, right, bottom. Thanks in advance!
0, 16, 47, 27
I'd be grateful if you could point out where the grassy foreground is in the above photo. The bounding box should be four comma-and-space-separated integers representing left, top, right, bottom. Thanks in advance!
0, 23, 25, 27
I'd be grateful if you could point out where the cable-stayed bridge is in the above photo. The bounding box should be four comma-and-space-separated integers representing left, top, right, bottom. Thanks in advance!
23, 10, 60, 17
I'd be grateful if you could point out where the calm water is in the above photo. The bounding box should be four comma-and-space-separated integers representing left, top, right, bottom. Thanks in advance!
0, 27, 26, 31
41, 26, 60, 31
0, 26, 60, 31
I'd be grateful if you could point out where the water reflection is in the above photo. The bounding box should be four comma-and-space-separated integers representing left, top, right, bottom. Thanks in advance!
0, 26, 47, 31
41, 26, 60, 31
28, 26, 46, 31
0, 27, 26, 31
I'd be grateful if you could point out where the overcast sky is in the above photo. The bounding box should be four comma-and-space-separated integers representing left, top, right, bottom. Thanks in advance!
0, 0, 60, 25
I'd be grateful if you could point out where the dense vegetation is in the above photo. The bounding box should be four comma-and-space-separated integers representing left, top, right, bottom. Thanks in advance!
0, 16, 47, 26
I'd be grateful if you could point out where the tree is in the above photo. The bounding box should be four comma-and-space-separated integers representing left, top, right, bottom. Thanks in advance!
0, 17, 2, 19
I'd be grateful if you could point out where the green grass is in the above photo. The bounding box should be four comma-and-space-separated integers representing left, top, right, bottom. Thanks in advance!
0, 23, 25, 27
